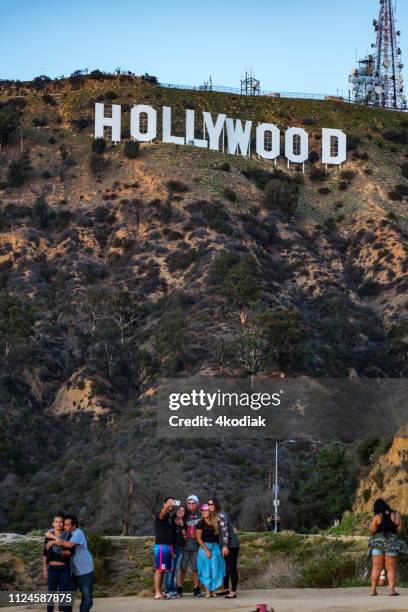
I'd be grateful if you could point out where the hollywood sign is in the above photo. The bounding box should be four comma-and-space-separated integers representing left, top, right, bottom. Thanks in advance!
94, 102, 347, 167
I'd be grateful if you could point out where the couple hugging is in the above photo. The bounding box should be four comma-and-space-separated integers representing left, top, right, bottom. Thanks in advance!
154, 494, 240, 600
42, 511, 94, 612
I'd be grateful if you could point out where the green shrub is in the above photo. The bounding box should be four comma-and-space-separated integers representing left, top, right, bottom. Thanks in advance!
242, 167, 274, 190
357, 279, 382, 297
308, 150, 319, 163
91, 138, 107, 154
324, 218, 337, 231
223, 187, 237, 202
301, 549, 357, 587
32, 75, 51, 90
347, 135, 362, 151
0, 104, 22, 145
209, 252, 262, 305
42, 93, 57, 105
309, 167, 326, 182
32, 197, 54, 229
394, 184, 408, 197
0, 292, 35, 343
373, 468, 384, 490
90, 153, 109, 179
256, 308, 307, 371
302, 117, 317, 126
88, 532, 113, 558
72, 116, 93, 130
124, 140, 140, 159
0, 559, 17, 585
401, 163, 408, 180
32, 116, 47, 127
296, 442, 356, 530
340, 170, 356, 181
218, 161, 231, 172
167, 179, 189, 192
154, 307, 187, 371
263, 179, 299, 218
188, 200, 232, 234
382, 130, 408, 145
7, 152, 32, 187
353, 150, 369, 160
166, 247, 203, 273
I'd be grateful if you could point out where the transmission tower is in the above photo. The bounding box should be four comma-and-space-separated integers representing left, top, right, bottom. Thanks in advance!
240, 70, 260, 96
349, 0, 406, 110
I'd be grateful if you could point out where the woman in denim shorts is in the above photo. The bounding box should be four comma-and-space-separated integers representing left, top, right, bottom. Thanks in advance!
369, 498, 406, 596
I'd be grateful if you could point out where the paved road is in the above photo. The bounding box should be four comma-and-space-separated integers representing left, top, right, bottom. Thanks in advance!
2, 588, 407, 612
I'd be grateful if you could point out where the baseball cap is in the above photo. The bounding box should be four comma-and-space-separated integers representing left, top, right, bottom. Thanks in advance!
187, 495, 199, 503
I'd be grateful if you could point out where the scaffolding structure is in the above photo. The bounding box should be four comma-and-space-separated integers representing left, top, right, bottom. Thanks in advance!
349, 0, 406, 109
199, 76, 213, 92
240, 71, 260, 96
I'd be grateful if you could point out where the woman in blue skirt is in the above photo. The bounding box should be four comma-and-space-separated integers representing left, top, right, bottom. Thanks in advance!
196, 504, 225, 598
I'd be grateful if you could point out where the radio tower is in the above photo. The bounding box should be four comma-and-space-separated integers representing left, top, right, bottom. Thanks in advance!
349, 0, 406, 110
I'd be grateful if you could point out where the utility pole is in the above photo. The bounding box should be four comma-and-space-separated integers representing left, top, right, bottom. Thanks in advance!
273, 439, 297, 533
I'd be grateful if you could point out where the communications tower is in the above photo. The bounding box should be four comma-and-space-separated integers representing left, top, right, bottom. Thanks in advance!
349, 0, 406, 109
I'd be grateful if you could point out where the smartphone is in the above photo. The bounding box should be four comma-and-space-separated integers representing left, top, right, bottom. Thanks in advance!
173, 500, 181, 507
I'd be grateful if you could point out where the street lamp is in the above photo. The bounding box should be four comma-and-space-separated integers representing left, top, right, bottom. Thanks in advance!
273, 439, 297, 533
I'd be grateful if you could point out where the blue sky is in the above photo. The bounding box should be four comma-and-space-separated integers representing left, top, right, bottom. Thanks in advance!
1, 0, 407, 96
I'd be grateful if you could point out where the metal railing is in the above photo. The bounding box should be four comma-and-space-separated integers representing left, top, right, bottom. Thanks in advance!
158, 81, 347, 102
158, 80, 408, 111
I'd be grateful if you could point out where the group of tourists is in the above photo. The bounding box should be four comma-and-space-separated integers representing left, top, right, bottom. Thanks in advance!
42, 495, 407, 607
154, 494, 240, 600
42, 512, 94, 612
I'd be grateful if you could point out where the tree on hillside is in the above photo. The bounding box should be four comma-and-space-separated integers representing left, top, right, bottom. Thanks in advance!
32, 75, 51, 91
209, 252, 263, 306
89, 152, 109, 182
7, 152, 32, 187
236, 318, 265, 379
154, 306, 187, 372
0, 106, 21, 146
263, 178, 300, 218
124, 140, 140, 159
295, 442, 356, 529
0, 292, 36, 380
91, 138, 107, 154
102, 467, 137, 535
256, 308, 308, 372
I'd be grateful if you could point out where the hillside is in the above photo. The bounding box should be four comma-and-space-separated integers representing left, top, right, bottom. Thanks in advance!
1, 74, 408, 534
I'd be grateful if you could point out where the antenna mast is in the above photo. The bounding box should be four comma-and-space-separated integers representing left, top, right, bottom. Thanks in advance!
349, 0, 406, 109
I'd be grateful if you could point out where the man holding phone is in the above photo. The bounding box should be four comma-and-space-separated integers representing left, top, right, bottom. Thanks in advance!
178, 494, 203, 598
154, 497, 177, 600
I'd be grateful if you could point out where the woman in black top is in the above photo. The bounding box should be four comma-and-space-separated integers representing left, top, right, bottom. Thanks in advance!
369, 498, 403, 596
196, 504, 225, 598
42, 512, 73, 612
